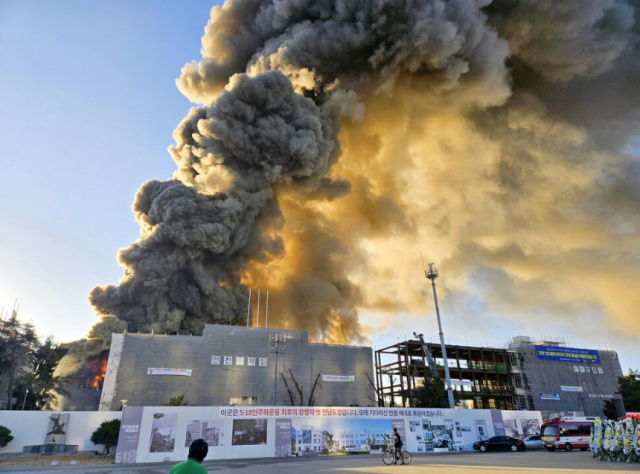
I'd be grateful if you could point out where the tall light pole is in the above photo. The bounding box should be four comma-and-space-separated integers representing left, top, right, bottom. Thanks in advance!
270, 333, 286, 406
425, 262, 455, 409
21, 360, 42, 410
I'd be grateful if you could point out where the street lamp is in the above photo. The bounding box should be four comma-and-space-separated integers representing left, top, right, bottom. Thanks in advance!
269, 333, 286, 406
21, 389, 29, 410
425, 262, 455, 409
120, 399, 128, 410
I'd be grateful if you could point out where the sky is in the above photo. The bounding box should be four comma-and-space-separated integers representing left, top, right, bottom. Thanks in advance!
0, 1, 212, 339
1, 1, 639, 373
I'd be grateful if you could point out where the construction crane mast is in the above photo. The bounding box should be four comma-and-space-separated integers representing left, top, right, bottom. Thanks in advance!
413, 332, 438, 378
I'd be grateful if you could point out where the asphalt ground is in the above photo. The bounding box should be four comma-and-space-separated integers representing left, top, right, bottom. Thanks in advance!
1, 450, 638, 474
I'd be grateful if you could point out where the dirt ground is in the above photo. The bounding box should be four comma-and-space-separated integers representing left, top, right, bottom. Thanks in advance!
0, 453, 115, 468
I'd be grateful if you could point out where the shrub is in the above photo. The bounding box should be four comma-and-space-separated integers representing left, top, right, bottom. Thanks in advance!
0, 425, 13, 448
90, 419, 120, 454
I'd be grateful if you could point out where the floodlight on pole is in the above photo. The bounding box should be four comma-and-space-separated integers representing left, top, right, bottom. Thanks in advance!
269, 333, 286, 406
425, 262, 455, 409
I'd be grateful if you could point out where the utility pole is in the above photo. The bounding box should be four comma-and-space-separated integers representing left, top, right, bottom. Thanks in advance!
425, 263, 455, 409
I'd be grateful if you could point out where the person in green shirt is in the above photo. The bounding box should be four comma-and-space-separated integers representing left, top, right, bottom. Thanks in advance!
170, 439, 209, 474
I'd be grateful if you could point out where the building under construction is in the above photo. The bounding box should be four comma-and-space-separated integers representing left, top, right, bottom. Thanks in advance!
375, 338, 514, 410
375, 335, 624, 418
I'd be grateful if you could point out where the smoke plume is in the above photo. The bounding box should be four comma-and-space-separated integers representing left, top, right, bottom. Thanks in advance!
72, 0, 640, 361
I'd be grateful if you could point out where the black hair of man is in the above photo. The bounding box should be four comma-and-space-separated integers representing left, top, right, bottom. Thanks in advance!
188, 439, 208, 463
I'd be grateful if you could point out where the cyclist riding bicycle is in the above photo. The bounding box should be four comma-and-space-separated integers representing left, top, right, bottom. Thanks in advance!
393, 427, 404, 464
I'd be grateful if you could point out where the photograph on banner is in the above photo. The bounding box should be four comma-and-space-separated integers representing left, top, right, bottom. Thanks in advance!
521, 419, 541, 435
504, 418, 518, 438
542, 411, 584, 422
475, 419, 487, 439
232, 419, 268, 445
430, 420, 454, 451
291, 417, 396, 455
149, 412, 177, 453
185, 419, 224, 447
455, 421, 462, 438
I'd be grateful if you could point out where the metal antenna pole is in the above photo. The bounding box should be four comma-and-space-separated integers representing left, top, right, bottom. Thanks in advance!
247, 288, 252, 327
265, 290, 269, 328
257, 289, 261, 328
425, 263, 455, 409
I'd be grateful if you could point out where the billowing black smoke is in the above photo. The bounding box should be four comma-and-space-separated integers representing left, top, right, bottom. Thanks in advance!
57, 0, 639, 367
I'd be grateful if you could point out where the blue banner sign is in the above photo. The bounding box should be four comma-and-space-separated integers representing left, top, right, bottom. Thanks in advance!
540, 393, 560, 400
535, 345, 600, 364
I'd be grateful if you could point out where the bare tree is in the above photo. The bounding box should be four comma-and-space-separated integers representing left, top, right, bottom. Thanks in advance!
364, 372, 383, 407
280, 369, 322, 406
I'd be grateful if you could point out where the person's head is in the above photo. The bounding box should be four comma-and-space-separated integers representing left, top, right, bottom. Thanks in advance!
393, 428, 398, 433
188, 439, 208, 463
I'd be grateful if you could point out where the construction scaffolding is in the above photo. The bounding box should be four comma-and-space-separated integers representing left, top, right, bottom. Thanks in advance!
375, 338, 515, 409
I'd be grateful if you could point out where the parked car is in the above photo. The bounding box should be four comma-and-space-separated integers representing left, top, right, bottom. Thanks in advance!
473, 436, 525, 452
524, 435, 543, 449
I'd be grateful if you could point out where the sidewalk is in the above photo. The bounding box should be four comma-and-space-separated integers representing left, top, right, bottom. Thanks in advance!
0, 453, 115, 468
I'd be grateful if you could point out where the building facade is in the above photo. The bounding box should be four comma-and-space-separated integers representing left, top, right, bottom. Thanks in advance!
508, 336, 624, 417
375, 336, 624, 418
99, 325, 375, 410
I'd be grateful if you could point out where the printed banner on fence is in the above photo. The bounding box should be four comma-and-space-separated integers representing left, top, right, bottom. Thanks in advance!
219, 407, 447, 418
115, 406, 144, 464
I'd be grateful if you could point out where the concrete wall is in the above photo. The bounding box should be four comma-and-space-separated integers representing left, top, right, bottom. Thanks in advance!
100, 325, 375, 410
0, 410, 121, 454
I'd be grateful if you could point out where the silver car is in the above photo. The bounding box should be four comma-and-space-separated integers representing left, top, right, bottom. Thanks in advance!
524, 435, 543, 449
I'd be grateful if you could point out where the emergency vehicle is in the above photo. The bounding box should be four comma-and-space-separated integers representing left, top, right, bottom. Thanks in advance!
540, 416, 596, 451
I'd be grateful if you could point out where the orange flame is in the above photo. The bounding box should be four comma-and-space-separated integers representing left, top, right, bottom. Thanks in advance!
92, 358, 108, 389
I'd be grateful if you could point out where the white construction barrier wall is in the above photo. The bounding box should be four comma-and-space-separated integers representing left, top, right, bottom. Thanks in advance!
0, 410, 121, 454
0, 407, 545, 463
115, 406, 543, 464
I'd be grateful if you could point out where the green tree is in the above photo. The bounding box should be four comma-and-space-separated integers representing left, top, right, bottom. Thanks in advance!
413, 375, 449, 408
11, 337, 69, 410
618, 369, 640, 411
322, 430, 335, 451
0, 313, 39, 409
162, 394, 191, 406
604, 369, 640, 417
90, 419, 120, 454
0, 425, 13, 447
602, 399, 618, 419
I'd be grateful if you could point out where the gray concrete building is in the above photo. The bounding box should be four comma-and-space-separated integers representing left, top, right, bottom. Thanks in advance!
99, 325, 375, 410
508, 336, 624, 417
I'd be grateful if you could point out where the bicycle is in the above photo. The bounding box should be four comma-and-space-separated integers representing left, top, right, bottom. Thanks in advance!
382, 445, 412, 465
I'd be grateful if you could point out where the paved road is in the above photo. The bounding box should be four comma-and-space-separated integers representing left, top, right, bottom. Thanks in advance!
1, 450, 637, 474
